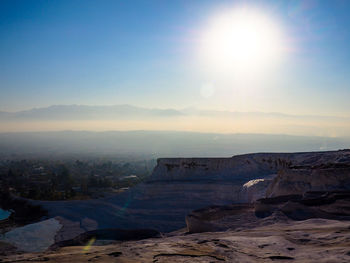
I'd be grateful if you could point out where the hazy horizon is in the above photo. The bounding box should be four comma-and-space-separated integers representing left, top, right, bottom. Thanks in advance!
0, 104, 349, 136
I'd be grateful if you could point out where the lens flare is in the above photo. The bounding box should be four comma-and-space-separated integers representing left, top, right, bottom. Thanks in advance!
83, 237, 96, 252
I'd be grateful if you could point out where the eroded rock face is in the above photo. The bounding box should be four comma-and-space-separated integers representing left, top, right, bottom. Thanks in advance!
186, 204, 256, 233
151, 155, 289, 183
266, 166, 350, 197
255, 191, 350, 220
151, 150, 350, 183
186, 191, 350, 234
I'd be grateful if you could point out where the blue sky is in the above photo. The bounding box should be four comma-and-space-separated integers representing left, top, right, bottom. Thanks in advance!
1, 0, 350, 116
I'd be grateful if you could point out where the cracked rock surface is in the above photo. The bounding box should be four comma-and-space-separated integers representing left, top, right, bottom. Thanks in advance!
2, 218, 350, 263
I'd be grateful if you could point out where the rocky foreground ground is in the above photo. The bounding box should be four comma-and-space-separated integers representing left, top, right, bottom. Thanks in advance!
1, 217, 350, 262
3, 189, 350, 262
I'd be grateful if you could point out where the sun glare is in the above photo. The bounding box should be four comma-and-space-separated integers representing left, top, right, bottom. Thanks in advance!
200, 8, 283, 75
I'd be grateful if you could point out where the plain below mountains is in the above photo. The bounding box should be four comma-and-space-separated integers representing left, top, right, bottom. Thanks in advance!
0, 131, 350, 158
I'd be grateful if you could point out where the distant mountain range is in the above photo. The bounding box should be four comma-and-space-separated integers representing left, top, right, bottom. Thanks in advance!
0, 104, 349, 121
0, 105, 184, 120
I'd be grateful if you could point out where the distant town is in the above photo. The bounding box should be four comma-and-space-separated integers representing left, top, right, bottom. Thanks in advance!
0, 158, 156, 200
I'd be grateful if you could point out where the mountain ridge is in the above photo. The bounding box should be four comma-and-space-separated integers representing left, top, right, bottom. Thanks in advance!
1, 104, 349, 121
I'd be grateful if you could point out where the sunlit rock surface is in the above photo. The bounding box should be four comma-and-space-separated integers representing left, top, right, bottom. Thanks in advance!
238, 177, 275, 203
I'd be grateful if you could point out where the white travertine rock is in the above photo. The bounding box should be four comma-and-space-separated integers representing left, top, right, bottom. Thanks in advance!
150, 150, 350, 182
239, 178, 274, 203
1, 218, 62, 252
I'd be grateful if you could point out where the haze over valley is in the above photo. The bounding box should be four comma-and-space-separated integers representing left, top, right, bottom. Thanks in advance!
0, 130, 350, 159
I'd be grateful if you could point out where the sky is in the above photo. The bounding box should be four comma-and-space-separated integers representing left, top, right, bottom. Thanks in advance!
1, 0, 350, 117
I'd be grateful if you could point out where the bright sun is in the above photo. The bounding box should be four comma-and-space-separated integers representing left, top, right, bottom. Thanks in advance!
200, 8, 283, 75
